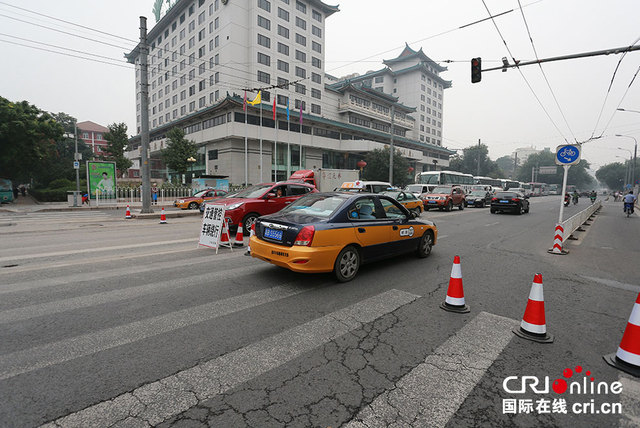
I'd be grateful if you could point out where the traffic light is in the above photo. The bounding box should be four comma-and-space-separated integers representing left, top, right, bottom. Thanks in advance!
471, 57, 482, 83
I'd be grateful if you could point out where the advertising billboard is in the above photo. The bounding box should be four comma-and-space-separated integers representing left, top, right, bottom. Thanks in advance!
87, 161, 117, 199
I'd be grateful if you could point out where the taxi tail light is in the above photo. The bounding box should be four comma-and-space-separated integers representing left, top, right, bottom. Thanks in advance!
294, 226, 315, 246
511, 198, 521, 202
491, 197, 498, 201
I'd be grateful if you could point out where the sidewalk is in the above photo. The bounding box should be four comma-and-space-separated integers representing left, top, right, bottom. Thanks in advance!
0, 195, 200, 219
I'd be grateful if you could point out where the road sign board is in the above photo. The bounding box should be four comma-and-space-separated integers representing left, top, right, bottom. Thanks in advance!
73, 161, 80, 169
539, 166, 557, 174
555, 144, 581, 165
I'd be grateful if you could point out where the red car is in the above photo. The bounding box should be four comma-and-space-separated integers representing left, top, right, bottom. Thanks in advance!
215, 182, 317, 231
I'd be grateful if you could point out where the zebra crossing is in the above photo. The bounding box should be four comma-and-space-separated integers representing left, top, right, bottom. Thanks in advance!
0, 240, 634, 427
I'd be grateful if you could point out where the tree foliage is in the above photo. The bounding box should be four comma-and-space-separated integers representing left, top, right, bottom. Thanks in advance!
596, 162, 628, 190
362, 146, 411, 187
495, 155, 516, 178
515, 151, 594, 189
101, 122, 133, 177
447, 143, 504, 178
161, 127, 198, 181
0, 96, 65, 185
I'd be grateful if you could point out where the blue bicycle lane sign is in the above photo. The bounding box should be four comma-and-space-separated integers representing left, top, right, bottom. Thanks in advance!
555, 144, 581, 165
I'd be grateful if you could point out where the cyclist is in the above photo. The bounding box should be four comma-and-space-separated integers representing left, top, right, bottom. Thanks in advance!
623, 191, 637, 214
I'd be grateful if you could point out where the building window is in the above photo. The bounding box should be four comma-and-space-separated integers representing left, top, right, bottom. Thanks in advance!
312, 41, 321, 53
278, 7, 289, 21
295, 99, 306, 110
295, 66, 306, 78
189, 20, 195, 32
199, 80, 206, 91
189, 85, 196, 95
277, 94, 288, 106
311, 72, 321, 84
258, 52, 271, 66
277, 42, 289, 55
199, 96, 206, 107
215, 17, 219, 29
258, 70, 270, 84
296, 0, 306, 13
311, 104, 321, 114
198, 12, 205, 24
257, 15, 271, 30
295, 83, 306, 95
199, 46, 205, 58
311, 25, 321, 38
311, 88, 321, 99
258, 0, 271, 12
208, 149, 218, 160
295, 50, 306, 62
311, 57, 321, 68
198, 28, 205, 41
312, 9, 322, 22
295, 33, 306, 46
295, 17, 306, 30
278, 25, 289, 39
277, 59, 289, 72
189, 101, 195, 112
257, 33, 271, 48
277, 77, 289, 89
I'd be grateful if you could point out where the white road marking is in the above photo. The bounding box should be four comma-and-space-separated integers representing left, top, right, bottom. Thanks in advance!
42, 289, 420, 428
0, 238, 197, 262
581, 276, 640, 293
0, 282, 322, 381
485, 222, 500, 226
346, 311, 518, 428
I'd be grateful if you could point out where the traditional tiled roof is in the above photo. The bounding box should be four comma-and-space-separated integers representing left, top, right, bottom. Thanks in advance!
325, 80, 416, 113
77, 121, 108, 133
383, 43, 448, 73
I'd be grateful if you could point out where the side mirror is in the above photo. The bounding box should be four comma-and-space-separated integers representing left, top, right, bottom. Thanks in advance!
265, 192, 276, 199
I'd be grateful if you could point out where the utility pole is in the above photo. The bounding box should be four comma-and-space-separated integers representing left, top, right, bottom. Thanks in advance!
477, 139, 481, 176
74, 122, 80, 207
139, 16, 152, 213
389, 105, 395, 185
513, 152, 518, 179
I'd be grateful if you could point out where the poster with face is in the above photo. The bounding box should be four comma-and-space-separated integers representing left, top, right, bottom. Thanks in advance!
87, 161, 116, 199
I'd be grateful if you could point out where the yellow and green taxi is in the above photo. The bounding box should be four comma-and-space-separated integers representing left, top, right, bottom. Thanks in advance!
250, 192, 438, 282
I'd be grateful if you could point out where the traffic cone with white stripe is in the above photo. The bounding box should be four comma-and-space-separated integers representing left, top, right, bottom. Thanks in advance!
440, 255, 470, 313
125, 205, 132, 219
245, 223, 255, 256
604, 292, 640, 377
159, 207, 167, 224
220, 220, 230, 245
513, 274, 554, 343
234, 223, 244, 247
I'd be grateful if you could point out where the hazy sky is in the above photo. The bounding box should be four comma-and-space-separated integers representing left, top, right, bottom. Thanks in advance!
1, 0, 639, 170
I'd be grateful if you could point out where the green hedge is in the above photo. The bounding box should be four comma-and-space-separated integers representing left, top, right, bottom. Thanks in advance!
29, 188, 70, 202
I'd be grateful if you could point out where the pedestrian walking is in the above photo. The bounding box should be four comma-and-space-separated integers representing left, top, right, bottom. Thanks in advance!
151, 184, 158, 205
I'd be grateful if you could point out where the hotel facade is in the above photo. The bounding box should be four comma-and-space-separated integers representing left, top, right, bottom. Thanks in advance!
125, 0, 454, 185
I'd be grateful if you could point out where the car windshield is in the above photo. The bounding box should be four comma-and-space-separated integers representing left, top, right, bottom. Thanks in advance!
231, 184, 272, 199
381, 191, 401, 199
279, 194, 347, 218
192, 189, 210, 198
496, 192, 517, 199
431, 187, 451, 194
405, 185, 422, 193
469, 191, 487, 197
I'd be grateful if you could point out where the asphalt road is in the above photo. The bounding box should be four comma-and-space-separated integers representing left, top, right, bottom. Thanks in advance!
0, 196, 638, 427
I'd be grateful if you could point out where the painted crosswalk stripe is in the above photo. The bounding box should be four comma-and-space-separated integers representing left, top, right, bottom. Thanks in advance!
0, 263, 271, 323
0, 282, 324, 381
345, 311, 518, 428
0, 250, 247, 294
42, 289, 419, 428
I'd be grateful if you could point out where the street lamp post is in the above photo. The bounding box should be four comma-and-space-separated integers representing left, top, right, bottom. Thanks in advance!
615, 126, 638, 188
616, 155, 631, 188
187, 156, 196, 184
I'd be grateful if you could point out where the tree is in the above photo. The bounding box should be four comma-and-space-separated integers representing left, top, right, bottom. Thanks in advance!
161, 127, 197, 183
496, 155, 516, 178
0, 96, 64, 185
362, 146, 411, 187
515, 151, 594, 189
447, 143, 504, 178
596, 162, 627, 190
101, 122, 133, 177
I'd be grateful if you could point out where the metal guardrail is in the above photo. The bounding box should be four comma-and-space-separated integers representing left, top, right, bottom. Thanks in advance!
94, 187, 193, 206
550, 200, 601, 254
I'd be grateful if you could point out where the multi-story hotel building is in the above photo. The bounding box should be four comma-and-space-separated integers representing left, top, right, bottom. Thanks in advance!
77, 121, 109, 157
125, 0, 454, 185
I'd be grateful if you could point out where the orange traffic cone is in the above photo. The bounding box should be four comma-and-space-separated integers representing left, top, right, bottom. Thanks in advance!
245, 223, 255, 256
160, 207, 167, 224
125, 205, 132, 219
604, 292, 640, 377
513, 274, 554, 343
220, 220, 230, 245
440, 255, 470, 313
234, 223, 244, 247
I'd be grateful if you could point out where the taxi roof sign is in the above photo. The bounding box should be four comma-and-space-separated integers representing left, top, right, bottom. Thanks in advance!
340, 181, 363, 189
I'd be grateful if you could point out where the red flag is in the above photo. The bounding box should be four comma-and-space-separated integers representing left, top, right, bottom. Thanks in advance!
299, 103, 303, 125
273, 96, 276, 121
243, 91, 247, 111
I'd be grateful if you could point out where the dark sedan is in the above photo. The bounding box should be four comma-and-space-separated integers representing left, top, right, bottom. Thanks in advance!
465, 190, 492, 208
490, 191, 530, 215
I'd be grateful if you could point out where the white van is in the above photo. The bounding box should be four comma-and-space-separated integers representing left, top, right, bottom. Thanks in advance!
405, 184, 437, 197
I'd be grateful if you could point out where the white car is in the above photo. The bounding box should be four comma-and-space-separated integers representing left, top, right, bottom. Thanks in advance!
405, 184, 436, 198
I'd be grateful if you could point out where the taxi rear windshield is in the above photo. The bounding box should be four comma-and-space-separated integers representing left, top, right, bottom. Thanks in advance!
279, 194, 347, 218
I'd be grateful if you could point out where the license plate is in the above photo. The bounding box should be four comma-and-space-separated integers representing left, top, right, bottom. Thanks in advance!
428, 200, 437, 204
468, 201, 474, 204
264, 228, 283, 241
500, 200, 509, 203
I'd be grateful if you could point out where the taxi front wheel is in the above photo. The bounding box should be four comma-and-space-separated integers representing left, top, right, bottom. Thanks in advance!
334, 246, 360, 282
416, 231, 433, 258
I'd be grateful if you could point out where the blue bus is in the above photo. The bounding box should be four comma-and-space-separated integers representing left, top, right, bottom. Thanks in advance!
0, 178, 13, 203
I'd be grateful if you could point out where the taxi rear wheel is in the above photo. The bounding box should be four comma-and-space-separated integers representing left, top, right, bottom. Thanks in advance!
416, 231, 433, 258
188, 202, 198, 210
334, 246, 360, 282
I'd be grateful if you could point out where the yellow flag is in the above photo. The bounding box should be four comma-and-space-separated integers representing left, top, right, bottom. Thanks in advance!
247, 91, 261, 106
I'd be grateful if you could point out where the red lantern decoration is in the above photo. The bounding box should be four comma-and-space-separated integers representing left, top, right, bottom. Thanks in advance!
357, 160, 367, 169
408, 166, 414, 173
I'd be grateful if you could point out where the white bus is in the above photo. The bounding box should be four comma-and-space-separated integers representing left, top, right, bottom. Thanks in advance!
415, 170, 475, 193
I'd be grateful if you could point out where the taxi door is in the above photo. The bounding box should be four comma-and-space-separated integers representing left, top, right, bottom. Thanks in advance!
347, 196, 394, 261
379, 197, 419, 254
